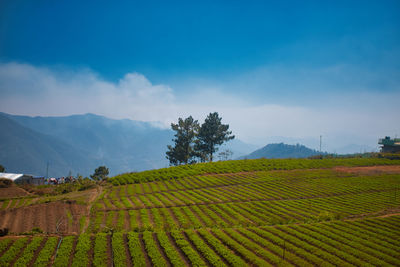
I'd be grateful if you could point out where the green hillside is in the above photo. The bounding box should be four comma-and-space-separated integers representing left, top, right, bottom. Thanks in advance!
1, 158, 400, 266
240, 143, 323, 159
111, 157, 399, 184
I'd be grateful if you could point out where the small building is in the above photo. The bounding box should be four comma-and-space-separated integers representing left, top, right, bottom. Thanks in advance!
378, 136, 400, 153
0, 173, 45, 185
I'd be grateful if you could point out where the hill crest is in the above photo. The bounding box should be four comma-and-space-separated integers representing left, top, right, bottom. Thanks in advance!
240, 142, 323, 159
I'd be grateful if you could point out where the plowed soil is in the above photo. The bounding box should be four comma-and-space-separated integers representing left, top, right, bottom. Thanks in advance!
0, 201, 86, 234
0, 185, 30, 198
334, 165, 400, 175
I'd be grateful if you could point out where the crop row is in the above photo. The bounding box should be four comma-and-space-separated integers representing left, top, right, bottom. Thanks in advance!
53, 236, 76, 267
99, 170, 400, 211
1, 215, 399, 266
89, 189, 400, 232
13, 236, 44, 267
110, 157, 400, 185
0, 197, 38, 210
33, 236, 58, 267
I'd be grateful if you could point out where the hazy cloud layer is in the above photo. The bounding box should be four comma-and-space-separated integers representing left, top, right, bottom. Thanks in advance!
1, 62, 399, 152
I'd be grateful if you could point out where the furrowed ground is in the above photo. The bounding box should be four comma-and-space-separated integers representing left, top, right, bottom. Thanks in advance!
0, 158, 400, 266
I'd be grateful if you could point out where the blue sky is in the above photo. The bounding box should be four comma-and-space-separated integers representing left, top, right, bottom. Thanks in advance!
0, 0, 399, 151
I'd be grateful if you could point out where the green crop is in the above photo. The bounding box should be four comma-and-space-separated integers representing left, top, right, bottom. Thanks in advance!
14, 237, 44, 267
93, 233, 108, 267
0, 238, 28, 266
71, 234, 91, 267
112, 232, 127, 267
53, 236, 76, 267
33, 237, 58, 267
110, 158, 400, 185
142, 231, 166, 267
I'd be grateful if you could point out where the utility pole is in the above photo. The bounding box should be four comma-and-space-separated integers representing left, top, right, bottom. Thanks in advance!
319, 135, 322, 153
46, 161, 49, 179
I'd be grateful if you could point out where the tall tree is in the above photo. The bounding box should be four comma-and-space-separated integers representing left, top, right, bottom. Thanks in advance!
195, 112, 235, 162
166, 116, 199, 165
90, 166, 109, 181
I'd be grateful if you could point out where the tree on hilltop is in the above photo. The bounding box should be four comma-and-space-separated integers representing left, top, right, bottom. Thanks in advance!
166, 116, 199, 166
195, 112, 235, 162
91, 166, 109, 181
0, 164, 4, 172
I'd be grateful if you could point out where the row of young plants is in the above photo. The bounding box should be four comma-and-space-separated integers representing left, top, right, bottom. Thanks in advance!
33, 236, 58, 267
92, 233, 108, 267
1, 215, 399, 266
0, 237, 28, 266
100, 173, 252, 209
53, 236, 76, 267
110, 157, 400, 185
13, 236, 44, 267
70, 234, 91, 267
0, 197, 37, 210
0, 238, 12, 254
89, 187, 399, 233
100, 170, 400, 211
1, 237, 58, 267
112, 232, 127, 267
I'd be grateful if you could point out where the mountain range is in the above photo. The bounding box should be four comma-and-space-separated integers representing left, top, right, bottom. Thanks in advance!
1, 112, 366, 177
0, 112, 255, 177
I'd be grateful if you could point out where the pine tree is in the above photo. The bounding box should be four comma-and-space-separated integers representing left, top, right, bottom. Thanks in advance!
195, 112, 234, 162
166, 116, 199, 165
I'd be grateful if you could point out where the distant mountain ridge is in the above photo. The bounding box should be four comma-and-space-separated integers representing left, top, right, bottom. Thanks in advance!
240, 143, 323, 159
0, 114, 93, 177
0, 112, 173, 177
0, 112, 256, 177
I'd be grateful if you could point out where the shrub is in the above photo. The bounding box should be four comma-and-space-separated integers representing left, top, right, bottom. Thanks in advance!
0, 178, 13, 188
0, 228, 9, 236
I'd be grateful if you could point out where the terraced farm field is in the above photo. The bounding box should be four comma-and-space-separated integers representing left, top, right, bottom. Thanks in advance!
0, 158, 400, 266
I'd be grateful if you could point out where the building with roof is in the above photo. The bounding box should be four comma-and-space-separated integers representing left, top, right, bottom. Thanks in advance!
378, 136, 400, 153
0, 173, 44, 185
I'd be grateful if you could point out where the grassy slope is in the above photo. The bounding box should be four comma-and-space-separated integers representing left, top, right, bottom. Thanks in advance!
110, 157, 400, 184
1, 158, 400, 266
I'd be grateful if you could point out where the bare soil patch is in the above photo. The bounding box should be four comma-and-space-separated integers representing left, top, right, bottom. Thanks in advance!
334, 165, 400, 175
0, 185, 30, 198
0, 201, 86, 234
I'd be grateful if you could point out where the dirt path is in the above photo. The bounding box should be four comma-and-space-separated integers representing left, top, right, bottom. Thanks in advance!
81, 186, 103, 233
344, 207, 400, 221
377, 212, 400, 218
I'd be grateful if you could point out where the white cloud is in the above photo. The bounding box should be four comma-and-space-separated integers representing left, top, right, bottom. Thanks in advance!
0, 62, 399, 151
0, 62, 177, 124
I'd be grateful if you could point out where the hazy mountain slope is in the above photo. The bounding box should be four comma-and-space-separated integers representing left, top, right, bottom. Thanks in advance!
1, 112, 258, 176
240, 143, 322, 159
2, 113, 173, 176
220, 139, 259, 159
0, 113, 94, 177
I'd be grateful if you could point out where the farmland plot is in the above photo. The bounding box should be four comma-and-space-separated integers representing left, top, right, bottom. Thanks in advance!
1, 215, 399, 266
1, 158, 399, 266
